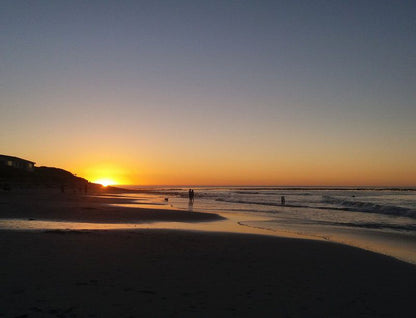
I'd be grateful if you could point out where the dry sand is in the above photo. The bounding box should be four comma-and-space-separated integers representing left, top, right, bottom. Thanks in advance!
1, 190, 416, 317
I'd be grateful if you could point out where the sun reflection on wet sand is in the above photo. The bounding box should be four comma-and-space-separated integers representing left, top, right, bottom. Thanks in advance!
1, 213, 416, 264
0, 212, 314, 240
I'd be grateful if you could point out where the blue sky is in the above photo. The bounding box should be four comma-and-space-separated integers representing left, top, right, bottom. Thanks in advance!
1, 0, 415, 185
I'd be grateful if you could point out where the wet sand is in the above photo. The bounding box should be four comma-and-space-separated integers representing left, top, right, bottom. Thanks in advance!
0, 190, 223, 223
1, 190, 416, 317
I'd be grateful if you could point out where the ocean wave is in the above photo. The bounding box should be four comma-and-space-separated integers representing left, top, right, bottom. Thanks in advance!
213, 196, 416, 219
215, 197, 280, 206
321, 196, 416, 218
232, 191, 261, 195
333, 222, 416, 232
214, 198, 313, 209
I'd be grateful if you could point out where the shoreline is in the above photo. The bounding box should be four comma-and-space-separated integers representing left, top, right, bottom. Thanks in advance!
1, 189, 416, 265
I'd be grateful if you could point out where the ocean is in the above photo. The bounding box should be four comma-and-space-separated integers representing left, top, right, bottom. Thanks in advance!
128, 186, 416, 229
125, 186, 416, 263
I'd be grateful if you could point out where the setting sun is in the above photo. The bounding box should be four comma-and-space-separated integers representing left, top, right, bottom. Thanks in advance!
81, 163, 131, 186
94, 178, 117, 187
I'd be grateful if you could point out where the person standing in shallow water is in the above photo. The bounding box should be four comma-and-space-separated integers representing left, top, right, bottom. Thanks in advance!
281, 196, 285, 205
189, 189, 195, 203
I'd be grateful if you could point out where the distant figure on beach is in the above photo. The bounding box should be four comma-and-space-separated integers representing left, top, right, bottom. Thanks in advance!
189, 189, 194, 203
281, 196, 285, 205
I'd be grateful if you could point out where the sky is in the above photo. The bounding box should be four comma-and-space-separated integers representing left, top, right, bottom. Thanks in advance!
1, 0, 415, 186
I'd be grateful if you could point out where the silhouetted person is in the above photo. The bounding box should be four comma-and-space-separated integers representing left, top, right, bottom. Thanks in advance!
189, 189, 194, 203
281, 196, 285, 205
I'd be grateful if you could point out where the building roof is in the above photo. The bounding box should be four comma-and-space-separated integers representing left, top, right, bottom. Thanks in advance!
0, 154, 35, 164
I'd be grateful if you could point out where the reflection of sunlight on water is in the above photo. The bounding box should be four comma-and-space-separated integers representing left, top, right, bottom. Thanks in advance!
108, 196, 178, 210
109, 203, 173, 209
0, 214, 308, 238
0, 219, 144, 230
188, 201, 194, 212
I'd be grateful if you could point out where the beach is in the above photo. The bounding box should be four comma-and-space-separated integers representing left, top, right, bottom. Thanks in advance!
1, 190, 416, 317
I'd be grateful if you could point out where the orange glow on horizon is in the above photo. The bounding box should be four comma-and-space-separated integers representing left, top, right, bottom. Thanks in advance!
94, 178, 117, 187
78, 160, 416, 187
61, 152, 416, 188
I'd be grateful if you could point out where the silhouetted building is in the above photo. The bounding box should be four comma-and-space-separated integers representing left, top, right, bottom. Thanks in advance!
0, 155, 35, 172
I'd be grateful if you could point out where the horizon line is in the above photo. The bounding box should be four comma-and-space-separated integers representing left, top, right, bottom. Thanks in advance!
115, 184, 416, 189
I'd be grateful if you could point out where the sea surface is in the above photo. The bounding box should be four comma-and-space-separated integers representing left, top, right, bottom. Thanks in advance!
126, 186, 416, 229
124, 186, 416, 264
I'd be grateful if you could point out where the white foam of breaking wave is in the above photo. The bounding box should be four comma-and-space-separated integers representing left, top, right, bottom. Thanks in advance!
321, 196, 416, 218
